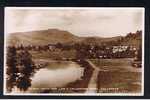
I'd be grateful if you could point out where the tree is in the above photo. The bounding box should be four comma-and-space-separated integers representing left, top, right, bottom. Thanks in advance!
16, 49, 36, 91
16, 75, 31, 91
55, 42, 62, 49
137, 45, 142, 61
6, 46, 18, 92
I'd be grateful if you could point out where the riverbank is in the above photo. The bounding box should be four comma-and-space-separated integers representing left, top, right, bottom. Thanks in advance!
39, 59, 94, 93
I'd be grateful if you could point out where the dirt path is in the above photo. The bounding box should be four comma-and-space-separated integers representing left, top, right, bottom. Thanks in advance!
85, 60, 100, 93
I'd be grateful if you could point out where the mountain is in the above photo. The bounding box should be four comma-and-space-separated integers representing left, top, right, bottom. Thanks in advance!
7, 29, 142, 47
7, 29, 80, 46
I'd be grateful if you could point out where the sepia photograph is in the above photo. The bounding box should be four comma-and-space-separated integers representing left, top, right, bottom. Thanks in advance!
4, 7, 144, 96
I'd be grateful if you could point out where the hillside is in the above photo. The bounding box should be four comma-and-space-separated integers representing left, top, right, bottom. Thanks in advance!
7, 29, 142, 47
119, 31, 142, 47
7, 29, 80, 46
82, 36, 123, 45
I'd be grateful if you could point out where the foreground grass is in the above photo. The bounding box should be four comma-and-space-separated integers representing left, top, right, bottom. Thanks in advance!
91, 59, 142, 93
90, 58, 132, 67
97, 71, 141, 93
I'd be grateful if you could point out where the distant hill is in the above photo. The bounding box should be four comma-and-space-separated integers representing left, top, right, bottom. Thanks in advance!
7, 29, 80, 46
82, 36, 123, 45
7, 29, 142, 47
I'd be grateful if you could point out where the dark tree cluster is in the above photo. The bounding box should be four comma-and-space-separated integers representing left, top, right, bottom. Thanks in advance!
6, 46, 18, 92
126, 30, 142, 39
16, 50, 36, 91
6, 46, 36, 92
75, 43, 137, 59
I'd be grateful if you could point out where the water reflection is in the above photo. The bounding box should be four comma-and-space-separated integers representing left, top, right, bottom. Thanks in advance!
28, 61, 84, 92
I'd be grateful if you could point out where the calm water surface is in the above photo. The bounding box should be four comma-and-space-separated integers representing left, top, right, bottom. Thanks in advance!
28, 60, 84, 92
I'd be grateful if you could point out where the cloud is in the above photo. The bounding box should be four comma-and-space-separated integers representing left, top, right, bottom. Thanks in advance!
5, 8, 144, 37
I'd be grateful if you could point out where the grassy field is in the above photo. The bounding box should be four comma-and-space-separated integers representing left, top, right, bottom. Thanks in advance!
97, 71, 141, 93
30, 49, 77, 60
91, 58, 142, 93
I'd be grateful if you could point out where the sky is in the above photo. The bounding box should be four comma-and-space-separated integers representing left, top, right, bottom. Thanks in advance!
5, 7, 144, 37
